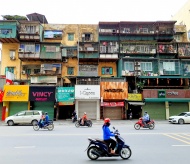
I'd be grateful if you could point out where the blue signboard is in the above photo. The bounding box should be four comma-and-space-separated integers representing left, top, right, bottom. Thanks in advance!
56, 87, 74, 102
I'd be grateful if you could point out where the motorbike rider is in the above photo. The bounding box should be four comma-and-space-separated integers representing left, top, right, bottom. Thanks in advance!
72, 110, 77, 122
39, 114, 45, 128
102, 118, 117, 154
81, 112, 88, 125
142, 111, 150, 125
44, 112, 49, 126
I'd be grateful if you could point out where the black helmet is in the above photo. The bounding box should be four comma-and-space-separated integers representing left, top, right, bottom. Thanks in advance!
45, 112, 48, 115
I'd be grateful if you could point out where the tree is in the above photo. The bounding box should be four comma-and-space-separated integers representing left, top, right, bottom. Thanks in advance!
2, 15, 27, 20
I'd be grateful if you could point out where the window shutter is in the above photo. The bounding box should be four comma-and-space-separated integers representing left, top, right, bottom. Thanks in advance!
102, 68, 105, 75
110, 68, 113, 74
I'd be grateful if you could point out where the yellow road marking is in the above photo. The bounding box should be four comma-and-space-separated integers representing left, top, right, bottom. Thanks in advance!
163, 134, 190, 145
173, 134, 190, 140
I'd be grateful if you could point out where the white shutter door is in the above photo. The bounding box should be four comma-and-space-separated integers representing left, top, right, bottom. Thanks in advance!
78, 101, 97, 120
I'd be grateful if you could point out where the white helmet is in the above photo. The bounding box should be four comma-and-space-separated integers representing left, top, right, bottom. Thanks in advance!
84, 112, 86, 115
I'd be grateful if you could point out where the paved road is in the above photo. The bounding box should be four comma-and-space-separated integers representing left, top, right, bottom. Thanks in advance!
0, 120, 190, 164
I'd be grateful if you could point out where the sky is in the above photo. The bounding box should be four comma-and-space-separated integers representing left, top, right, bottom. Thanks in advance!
0, 0, 189, 24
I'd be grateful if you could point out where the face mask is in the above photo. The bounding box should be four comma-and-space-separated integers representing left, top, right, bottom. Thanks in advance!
107, 123, 110, 126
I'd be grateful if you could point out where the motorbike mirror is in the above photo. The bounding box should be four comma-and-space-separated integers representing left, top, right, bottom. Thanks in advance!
113, 126, 115, 129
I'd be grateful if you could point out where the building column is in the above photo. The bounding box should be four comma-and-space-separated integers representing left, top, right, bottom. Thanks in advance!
188, 102, 190, 112
165, 101, 169, 120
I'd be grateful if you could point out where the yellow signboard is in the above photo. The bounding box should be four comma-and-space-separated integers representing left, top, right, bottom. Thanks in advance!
3, 85, 29, 101
128, 93, 142, 101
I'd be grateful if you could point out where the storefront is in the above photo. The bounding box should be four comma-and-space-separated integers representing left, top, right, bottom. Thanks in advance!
127, 93, 145, 119
3, 85, 29, 117
75, 85, 100, 120
56, 87, 75, 120
29, 86, 56, 120
100, 82, 128, 120
143, 89, 190, 119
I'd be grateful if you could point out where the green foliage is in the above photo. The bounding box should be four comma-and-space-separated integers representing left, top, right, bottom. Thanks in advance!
2, 15, 27, 20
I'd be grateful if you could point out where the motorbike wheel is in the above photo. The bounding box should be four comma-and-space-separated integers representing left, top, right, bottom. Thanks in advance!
149, 123, 155, 130
75, 122, 80, 128
87, 146, 100, 160
120, 147, 132, 160
47, 124, 54, 131
33, 124, 40, 131
87, 121, 92, 127
134, 123, 141, 130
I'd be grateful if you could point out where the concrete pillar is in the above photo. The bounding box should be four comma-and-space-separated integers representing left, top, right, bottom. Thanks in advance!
165, 101, 169, 120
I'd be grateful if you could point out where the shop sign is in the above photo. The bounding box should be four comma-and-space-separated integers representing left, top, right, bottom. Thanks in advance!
58, 102, 74, 105
167, 91, 178, 96
100, 82, 128, 99
3, 85, 29, 101
128, 93, 142, 101
101, 102, 124, 107
75, 85, 100, 99
158, 90, 166, 98
29, 86, 55, 101
56, 87, 74, 102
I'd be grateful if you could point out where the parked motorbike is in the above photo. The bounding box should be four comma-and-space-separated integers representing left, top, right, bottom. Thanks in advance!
86, 127, 132, 160
75, 118, 92, 127
72, 115, 77, 123
134, 117, 155, 130
33, 120, 54, 131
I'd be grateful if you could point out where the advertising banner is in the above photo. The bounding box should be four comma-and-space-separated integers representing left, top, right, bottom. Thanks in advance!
56, 87, 74, 103
100, 82, 128, 100
3, 85, 29, 101
29, 86, 55, 101
75, 85, 100, 99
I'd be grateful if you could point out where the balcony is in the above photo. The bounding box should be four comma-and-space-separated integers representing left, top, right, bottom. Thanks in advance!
78, 65, 98, 76
40, 51, 62, 61
157, 43, 177, 54
19, 51, 40, 61
61, 46, 77, 58
120, 43, 156, 55
99, 54, 118, 62
19, 23, 41, 42
79, 52, 99, 62
79, 43, 98, 52
40, 63, 61, 75
178, 43, 190, 58
0, 21, 19, 43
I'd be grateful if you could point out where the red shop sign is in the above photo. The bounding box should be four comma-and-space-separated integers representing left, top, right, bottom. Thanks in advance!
101, 102, 124, 107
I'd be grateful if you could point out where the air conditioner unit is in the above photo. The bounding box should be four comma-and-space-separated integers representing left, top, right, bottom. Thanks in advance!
63, 59, 68, 62
22, 70, 26, 75
82, 34, 85, 37
10, 56, 15, 60
18, 48, 24, 52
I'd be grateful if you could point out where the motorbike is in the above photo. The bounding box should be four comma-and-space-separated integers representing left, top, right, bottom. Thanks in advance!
75, 118, 92, 127
33, 120, 54, 131
134, 117, 155, 130
72, 115, 77, 123
86, 127, 132, 160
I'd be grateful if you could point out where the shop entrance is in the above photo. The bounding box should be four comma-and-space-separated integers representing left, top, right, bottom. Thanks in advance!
127, 104, 142, 119
58, 105, 75, 120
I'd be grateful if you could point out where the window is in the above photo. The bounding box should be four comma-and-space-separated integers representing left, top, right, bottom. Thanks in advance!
17, 111, 25, 116
0, 29, 12, 34
68, 33, 74, 41
20, 43, 40, 53
102, 67, 113, 75
33, 111, 40, 115
67, 67, 74, 75
6, 67, 14, 73
140, 62, 152, 71
82, 33, 92, 41
124, 62, 134, 71
9, 50, 15, 58
26, 25, 36, 33
26, 69, 31, 75
25, 111, 33, 116
45, 46, 56, 52
34, 69, 40, 74
139, 28, 148, 33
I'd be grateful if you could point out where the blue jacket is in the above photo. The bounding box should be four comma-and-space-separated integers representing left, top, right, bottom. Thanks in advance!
143, 114, 150, 121
45, 115, 49, 122
102, 125, 115, 140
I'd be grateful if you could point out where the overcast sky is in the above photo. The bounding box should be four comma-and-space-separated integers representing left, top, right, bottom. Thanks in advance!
0, 0, 189, 24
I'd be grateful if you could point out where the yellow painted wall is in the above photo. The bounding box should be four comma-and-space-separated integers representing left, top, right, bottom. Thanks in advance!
98, 62, 117, 77
1, 43, 20, 79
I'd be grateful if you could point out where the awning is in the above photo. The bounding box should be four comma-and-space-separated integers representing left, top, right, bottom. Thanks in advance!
128, 102, 145, 106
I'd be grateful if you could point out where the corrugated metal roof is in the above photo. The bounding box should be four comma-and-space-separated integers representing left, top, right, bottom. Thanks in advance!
26, 13, 48, 24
